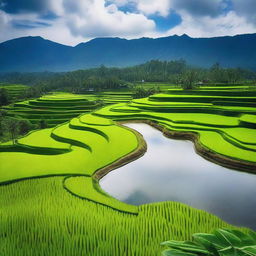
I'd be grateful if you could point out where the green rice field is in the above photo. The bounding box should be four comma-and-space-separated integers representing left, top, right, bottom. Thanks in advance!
2, 92, 101, 127
0, 83, 29, 101
0, 85, 255, 255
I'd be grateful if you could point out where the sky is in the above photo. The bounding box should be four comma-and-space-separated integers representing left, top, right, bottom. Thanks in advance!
0, 0, 256, 46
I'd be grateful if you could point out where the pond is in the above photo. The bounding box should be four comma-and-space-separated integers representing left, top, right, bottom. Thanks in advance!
100, 123, 256, 230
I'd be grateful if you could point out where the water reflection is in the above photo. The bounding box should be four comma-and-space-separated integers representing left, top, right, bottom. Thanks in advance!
100, 123, 256, 230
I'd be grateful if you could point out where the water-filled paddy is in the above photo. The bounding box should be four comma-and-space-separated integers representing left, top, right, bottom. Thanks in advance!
101, 123, 256, 230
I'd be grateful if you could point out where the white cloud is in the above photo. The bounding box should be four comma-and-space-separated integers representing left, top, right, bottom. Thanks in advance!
0, 9, 9, 25
137, 0, 171, 17
63, 0, 155, 39
167, 11, 256, 38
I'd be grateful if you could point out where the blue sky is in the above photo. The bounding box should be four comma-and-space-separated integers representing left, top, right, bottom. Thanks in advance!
0, 0, 256, 45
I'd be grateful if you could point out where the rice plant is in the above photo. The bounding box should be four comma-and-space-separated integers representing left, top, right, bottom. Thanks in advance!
0, 177, 244, 256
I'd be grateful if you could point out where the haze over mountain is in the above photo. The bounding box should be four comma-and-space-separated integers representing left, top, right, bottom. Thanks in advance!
0, 33, 256, 72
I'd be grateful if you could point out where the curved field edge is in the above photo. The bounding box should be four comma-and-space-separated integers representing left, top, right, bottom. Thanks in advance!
0, 177, 249, 256
0, 116, 139, 185
94, 104, 256, 172
63, 125, 146, 214
1, 104, 255, 212
0, 115, 143, 213
120, 120, 256, 173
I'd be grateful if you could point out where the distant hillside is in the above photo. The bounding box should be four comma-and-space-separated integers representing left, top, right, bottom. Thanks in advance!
0, 33, 256, 72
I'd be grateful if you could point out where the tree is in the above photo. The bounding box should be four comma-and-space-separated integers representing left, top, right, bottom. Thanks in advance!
0, 109, 7, 137
181, 70, 198, 89
226, 68, 242, 84
133, 86, 160, 99
210, 62, 225, 82
19, 119, 34, 135
39, 119, 48, 129
0, 88, 10, 106
2, 118, 20, 145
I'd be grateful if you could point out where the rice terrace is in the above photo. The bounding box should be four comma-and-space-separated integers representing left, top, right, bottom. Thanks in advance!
0, 82, 256, 255
1, 1, 256, 255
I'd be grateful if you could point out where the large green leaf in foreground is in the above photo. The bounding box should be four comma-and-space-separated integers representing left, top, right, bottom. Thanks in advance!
162, 229, 256, 256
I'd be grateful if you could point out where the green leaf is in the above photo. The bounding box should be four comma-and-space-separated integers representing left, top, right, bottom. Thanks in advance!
229, 230, 256, 246
239, 246, 256, 256
219, 246, 243, 256
162, 249, 199, 256
193, 233, 221, 255
248, 231, 256, 242
161, 240, 209, 254
214, 229, 242, 247
193, 233, 223, 249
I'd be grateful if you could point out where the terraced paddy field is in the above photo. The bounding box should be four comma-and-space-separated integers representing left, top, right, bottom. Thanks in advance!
136, 82, 175, 91
2, 92, 101, 127
2, 91, 133, 127
96, 86, 256, 171
97, 91, 133, 104
0, 86, 255, 255
0, 83, 29, 101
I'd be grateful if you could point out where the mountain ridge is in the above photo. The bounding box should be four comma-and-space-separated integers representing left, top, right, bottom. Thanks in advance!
1, 33, 256, 72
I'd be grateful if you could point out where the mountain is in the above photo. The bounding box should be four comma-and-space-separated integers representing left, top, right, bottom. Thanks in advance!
0, 33, 256, 72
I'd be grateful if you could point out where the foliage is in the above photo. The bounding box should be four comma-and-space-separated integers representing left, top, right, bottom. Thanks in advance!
133, 86, 160, 98
0, 88, 10, 106
1, 117, 20, 144
39, 119, 48, 129
180, 70, 198, 90
1, 61, 255, 93
0, 116, 35, 143
161, 228, 256, 256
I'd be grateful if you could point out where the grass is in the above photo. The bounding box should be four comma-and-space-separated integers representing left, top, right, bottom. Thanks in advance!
0, 177, 245, 256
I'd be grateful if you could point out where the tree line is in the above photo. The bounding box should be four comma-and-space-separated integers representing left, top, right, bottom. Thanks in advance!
0, 60, 255, 94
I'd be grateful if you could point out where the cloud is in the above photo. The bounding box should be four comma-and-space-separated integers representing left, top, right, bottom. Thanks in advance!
11, 19, 51, 29
0, 0, 63, 16
171, 0, 223, 17
63, 0, 155, 38
167, 10, 256, 38
0, 9, 9, 25
137, 0, 171, 17
0, 0, 256, 46
232, 0, 256, 24
0, 0, 50, 14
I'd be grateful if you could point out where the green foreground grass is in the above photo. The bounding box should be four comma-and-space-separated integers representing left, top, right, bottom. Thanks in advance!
0, 177, 242, 256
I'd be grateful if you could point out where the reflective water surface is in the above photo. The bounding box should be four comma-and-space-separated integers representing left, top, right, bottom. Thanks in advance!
100, 123, 256, 230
